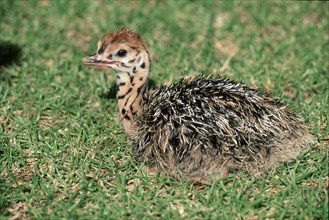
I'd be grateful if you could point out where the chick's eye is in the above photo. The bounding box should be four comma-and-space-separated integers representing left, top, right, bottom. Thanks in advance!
117, 49, 127, 57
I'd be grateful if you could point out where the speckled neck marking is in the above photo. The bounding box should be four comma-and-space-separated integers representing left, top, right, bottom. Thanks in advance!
116, 58, 149, 133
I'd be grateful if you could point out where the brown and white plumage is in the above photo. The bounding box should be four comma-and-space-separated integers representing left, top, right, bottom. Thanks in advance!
83, 28, 313, 184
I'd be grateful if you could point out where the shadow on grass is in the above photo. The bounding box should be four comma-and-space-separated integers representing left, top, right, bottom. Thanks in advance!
0, 41, 22, 68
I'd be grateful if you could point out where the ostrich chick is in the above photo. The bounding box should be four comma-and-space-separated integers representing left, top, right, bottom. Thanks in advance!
82, 28, 313, 184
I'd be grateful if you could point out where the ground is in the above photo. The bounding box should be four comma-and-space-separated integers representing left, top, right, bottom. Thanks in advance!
0, 1, 328, 219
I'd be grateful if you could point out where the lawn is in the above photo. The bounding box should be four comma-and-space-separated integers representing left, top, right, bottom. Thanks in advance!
0, 1, 328, 219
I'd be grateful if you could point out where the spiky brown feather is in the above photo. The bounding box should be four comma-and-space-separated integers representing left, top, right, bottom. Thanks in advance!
131, 75, 313, 179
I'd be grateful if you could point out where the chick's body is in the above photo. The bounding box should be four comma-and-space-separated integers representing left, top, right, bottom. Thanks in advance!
83, 28, 313, 183
132, 76, 312, 179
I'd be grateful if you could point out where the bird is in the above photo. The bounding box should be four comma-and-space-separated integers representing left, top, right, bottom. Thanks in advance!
82, 27, 314, 185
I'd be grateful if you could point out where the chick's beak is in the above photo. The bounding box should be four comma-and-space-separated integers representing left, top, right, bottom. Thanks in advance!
82, 53, 116, 67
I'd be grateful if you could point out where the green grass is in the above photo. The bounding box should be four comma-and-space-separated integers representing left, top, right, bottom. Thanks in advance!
1, 1, 328, 219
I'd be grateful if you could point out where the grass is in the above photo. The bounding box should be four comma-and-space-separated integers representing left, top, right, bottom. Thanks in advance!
0, 1, 328, 219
